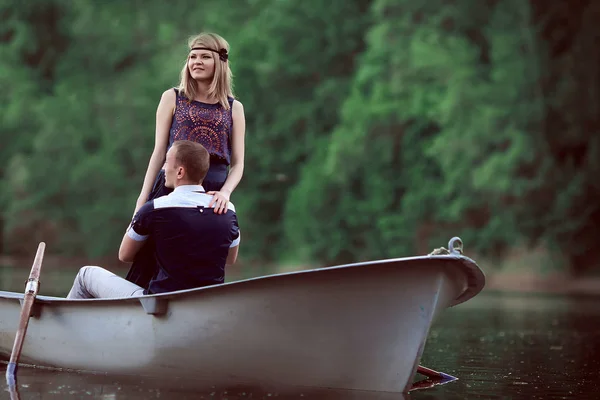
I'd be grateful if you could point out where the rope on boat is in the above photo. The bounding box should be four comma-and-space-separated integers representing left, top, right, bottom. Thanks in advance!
429, 247, 450, 255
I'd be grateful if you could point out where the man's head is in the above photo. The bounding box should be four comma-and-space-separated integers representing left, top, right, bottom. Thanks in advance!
164, 140, 210, 188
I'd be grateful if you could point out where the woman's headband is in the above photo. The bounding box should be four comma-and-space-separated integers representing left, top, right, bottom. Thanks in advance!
190, 47, 228, 62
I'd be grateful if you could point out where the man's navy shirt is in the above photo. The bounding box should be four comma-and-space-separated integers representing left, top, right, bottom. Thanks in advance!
127, 184, 240, 294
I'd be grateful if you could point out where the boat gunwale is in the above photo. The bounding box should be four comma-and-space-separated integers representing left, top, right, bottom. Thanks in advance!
0, 254, 485, 307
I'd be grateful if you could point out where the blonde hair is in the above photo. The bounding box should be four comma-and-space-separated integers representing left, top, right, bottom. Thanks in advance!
178, 32, 234, 109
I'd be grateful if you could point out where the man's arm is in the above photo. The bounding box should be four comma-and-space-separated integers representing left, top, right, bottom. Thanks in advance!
225, 230, 241, 266
119, 202, 152, 263
118, 234, 147, 263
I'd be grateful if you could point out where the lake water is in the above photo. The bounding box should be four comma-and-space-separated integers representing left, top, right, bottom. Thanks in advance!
0, 265, 599, 399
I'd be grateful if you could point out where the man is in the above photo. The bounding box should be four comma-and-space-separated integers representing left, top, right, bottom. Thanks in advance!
67, 140, 240, 299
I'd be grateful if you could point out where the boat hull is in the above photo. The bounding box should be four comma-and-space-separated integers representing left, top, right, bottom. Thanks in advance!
0, 255, 484, 393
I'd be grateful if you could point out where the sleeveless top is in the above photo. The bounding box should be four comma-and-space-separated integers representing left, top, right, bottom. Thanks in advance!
168, 88, 234, 165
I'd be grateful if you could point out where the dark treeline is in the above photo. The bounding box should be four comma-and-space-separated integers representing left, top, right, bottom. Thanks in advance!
1, 0, 598, 275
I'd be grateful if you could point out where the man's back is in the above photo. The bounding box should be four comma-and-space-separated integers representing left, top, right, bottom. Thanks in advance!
130, 184, 240, 294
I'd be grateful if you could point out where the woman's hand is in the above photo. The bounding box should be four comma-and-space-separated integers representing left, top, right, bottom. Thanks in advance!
208, 190, 231, 214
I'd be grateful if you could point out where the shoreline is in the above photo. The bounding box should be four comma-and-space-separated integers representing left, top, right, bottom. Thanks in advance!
2, 255, 600, 297
485, 271, 600, 296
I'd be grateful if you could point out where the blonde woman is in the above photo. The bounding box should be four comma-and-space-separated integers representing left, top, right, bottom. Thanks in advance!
127, 32, 245, 287
135, 32, 245, 215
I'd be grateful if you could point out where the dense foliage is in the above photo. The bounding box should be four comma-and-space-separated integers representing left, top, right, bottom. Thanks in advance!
1, 0, 598, 274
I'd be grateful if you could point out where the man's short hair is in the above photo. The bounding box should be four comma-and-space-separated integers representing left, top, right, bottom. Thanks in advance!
172, 140, 210, 183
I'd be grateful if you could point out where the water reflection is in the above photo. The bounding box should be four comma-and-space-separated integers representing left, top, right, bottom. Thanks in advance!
413, 293, 600, 399
2, 366, 415, 400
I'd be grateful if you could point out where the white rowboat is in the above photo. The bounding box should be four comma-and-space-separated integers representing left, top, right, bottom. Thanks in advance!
0, 237, 485, 393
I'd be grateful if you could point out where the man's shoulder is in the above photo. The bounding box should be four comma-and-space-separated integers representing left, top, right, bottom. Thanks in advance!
153, 191, 205, 209
131, 200, 155, 231
136, 200, 156, 216
153, 191, 236, 213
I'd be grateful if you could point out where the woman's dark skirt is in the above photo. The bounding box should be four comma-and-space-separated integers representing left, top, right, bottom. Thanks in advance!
124, 162, 229, 288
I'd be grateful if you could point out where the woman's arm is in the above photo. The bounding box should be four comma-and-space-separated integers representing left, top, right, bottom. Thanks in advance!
209, 99, 246, 214
134, 89, 176, 213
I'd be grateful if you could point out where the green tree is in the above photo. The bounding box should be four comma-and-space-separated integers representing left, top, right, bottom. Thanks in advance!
2, 0, 254, 256
230, 0, 375, 261
285, 0, 544, 263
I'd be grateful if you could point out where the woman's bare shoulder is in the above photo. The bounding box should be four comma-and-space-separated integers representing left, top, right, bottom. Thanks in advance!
161, 88, 177, 100
232, 98, 244, 113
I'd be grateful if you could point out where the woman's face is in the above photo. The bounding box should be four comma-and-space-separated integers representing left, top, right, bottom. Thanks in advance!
187, 49, 216, 82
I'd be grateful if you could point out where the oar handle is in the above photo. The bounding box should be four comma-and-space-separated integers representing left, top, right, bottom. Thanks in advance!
25, 242, 45, 286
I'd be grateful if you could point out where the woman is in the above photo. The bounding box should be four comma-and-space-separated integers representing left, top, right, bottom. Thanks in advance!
136, 32, 245, 214
126, 32, 246, 287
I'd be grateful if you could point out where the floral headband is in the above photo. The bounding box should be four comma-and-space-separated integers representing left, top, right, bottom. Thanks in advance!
190, 47, 228, 62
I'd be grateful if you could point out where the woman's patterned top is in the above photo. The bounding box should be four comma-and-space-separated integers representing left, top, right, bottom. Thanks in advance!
168, 88, 234, 165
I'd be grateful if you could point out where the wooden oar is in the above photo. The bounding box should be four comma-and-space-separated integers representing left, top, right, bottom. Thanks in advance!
417, 365, 457, 381
5, 242, 46, 386
8, 384, 20, 400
